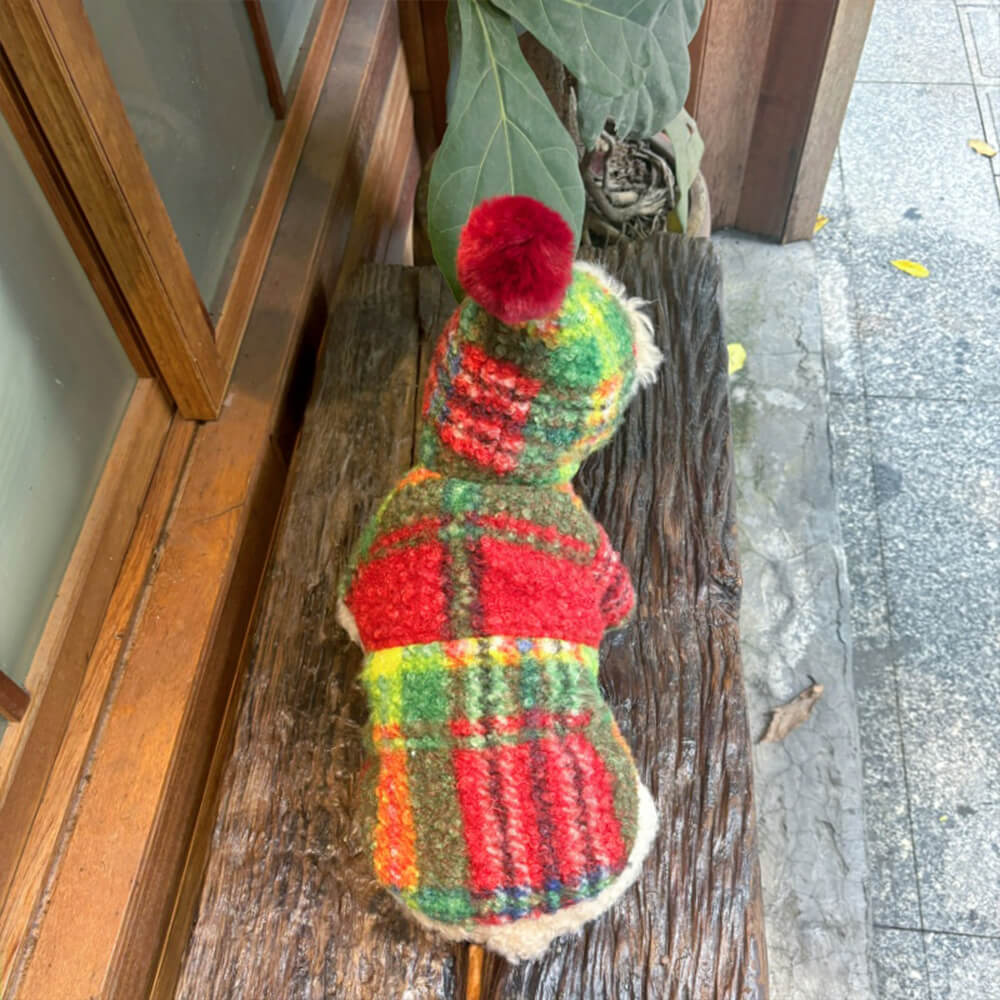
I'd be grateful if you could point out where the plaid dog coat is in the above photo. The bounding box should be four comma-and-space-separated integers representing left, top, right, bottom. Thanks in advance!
339, 199, 661, 961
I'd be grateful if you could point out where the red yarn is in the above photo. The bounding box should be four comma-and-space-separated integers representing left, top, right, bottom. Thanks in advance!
457, 196, 575, 324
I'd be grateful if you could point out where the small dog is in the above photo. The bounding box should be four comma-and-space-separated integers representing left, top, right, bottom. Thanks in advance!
338, 195, 660, 961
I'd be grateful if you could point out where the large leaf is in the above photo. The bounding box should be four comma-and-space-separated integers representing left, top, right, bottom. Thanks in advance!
491, 0, 665, 98
428, 0, 584, 298
577, 0, 706, 146
664, 108, 704, 231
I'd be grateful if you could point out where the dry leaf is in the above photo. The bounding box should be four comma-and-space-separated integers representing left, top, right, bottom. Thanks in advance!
727, 342, 747, 375
890, 259, 929, 278
968, 138, 998, 158
760, 683, 824, 743
814, 214, 830, 234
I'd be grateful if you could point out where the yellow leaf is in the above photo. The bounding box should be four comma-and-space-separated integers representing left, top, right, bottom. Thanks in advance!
814, 214, 830, 234
890, 259, 929, 278
969, 138, 998, 158
727, 342, 747, 375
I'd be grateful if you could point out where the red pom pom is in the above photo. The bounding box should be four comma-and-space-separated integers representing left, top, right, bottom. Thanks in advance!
457, 196, 575, 324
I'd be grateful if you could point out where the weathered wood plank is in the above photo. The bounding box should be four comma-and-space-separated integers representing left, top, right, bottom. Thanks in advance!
478, 234, 768, 998
174, 267, 460, 998
178, 234, 765, 998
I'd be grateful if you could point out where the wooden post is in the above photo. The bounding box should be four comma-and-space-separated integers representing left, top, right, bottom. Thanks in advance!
691, 0, 874, 240
686, 0, 778, 231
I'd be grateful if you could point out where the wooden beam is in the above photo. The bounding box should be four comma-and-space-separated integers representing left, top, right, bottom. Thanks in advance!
333, 49, 413, 299
417, 0, 449, 147
0, 46, 152, 377
686, 0, 778, 230
0, 412, 193, 998
244, 0, 287, 119
0, 0, 225, 418
398, 0, 437, 160
215, 0, 350, 370
0, 381, 174, 919
784, 0, 875, 240
736, 0, 840, 237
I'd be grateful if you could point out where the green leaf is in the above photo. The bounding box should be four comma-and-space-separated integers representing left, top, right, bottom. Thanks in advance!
428, 0, 584, 298
490, 0, 664, 98
664, 108, 704, 231
576, 0, 706, 146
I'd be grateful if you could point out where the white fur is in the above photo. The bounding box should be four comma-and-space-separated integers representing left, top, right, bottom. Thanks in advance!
573, 261, 662, 389
336, 597, 363, 647
403, 777, 659, 962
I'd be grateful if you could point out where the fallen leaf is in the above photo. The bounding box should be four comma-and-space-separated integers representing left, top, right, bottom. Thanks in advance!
760, 683, 824, 743
890, 259, 929, 278
968, 138, 998, 158
727, 342, 747, 375
814, 214, 830, 234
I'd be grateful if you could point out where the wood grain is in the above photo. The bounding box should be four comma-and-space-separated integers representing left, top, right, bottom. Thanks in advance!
736, 0, 840, 238
0, 0, 225, 418
481, 236, 767, 998
7, 371, 287, 998
384, 133, 420, 266
686, 0, 777, 230
333, 48, 413, 300
215, 0, 350, 369
418, 0, 449, 147
0, 415, 194, 998
244, 0, 287, 119
0, 381, 172, 904
176, 235, 766, 998
174, 267, 461, 1000
784, 0, 875, 241
399, 0, 438, 161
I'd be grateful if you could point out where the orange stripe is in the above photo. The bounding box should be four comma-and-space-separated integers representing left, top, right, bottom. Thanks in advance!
373, 750, 419, 890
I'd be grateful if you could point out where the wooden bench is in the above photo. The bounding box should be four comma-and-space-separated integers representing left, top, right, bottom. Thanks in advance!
175, 234, 768, 999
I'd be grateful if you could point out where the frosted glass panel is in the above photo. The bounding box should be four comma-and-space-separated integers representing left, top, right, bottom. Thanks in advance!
0, 113, 136, 721
84, 0, 278, 312
263, 0, 321, 88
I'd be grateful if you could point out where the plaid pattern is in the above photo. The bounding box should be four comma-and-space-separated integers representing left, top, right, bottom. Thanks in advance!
419, 266, 639, 485
343, 471, 633, 651
342, 257, 653, 938
359, 637, 640, 926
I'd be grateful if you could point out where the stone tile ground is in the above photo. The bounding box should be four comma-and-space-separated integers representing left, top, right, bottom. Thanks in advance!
720, 234, 871, 1000
816, 0, 1000, 995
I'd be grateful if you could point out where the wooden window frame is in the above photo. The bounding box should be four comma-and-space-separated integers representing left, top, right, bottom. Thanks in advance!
0, 380, 177, 919
0, 0, 348, 851
0, 0, 420, 988
0, 1, 363, 989
0, 0, 349, 419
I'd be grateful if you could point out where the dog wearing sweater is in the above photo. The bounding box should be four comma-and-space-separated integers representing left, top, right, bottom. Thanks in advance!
337, 195, 661, 961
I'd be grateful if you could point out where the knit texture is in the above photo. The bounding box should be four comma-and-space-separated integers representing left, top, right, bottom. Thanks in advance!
418, 265, 643, 485
341, 254, 659, 958
358, 636, 640, 926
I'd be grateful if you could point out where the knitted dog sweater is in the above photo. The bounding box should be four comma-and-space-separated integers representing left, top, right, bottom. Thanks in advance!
338, 197, 661, 961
